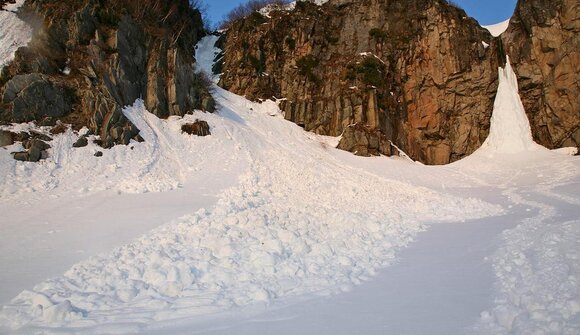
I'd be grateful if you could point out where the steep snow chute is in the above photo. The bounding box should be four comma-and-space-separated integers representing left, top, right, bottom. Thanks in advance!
479, 57, 543, 154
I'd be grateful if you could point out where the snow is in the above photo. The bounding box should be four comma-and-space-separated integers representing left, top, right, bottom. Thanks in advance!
0, 0, 32, 68
0, 68, 502, 335
478, 57, 543, 155
259, 0, 330, 17
0, 31, 578, 335
482, 19, 510, 37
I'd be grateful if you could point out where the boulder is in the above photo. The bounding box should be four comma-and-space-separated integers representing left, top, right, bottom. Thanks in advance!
337, 123, 392, 157
73, 136, 88, 148
2, 74, 74, 123
12, 152, 29, 161
181, 120, 211, 136
11, 139, 50, 162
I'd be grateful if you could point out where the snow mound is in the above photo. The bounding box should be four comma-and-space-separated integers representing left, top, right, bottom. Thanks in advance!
482, 19, 510, 37
0, 0, 33, 67
479, 57, 543, 154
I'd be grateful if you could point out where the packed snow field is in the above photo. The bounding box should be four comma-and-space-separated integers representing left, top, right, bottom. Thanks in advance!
0, 22, 578, 335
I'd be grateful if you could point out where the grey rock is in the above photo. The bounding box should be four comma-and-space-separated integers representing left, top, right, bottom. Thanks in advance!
11, 139, 50, 162
0, 130, 14, 147
73, 136, 88, 148
2, 74, 73, 123
28, 145, 42, 162
12, 152, 29, 161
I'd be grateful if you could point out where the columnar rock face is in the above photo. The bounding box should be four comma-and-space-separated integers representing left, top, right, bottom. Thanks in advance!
502, 0, 579, 150
219, 0, 501, 164
0, 0, 214, 147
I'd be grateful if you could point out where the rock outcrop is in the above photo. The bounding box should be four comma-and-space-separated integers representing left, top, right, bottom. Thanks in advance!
219, 0, 501, 164
0, 0, 214, 148
502, 0, 579, 150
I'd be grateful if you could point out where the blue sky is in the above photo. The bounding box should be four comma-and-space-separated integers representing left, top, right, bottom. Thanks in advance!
203, 0, 517, 27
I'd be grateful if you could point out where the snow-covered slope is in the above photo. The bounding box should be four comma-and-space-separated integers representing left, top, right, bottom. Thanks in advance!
0, 33, 578, 335
0, 0, 33, 67
482, 19, 510, 37
0, 40, 503, 333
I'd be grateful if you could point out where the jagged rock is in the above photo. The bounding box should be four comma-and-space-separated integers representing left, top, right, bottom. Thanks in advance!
73, 136, 88, 148
181, 120, 211, 136
502, 0, 579, 149
0, 130, 14, 147
94, 151, 103, 157
0, 0, 215, 149
337, 123, 392, 157
219, 0, 499, 164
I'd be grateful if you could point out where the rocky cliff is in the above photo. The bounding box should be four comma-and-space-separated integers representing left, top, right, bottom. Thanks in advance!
0, 0, 214, 148
218, 0, 579, 164
218, 0, 501, 164
502, 0, 579, 150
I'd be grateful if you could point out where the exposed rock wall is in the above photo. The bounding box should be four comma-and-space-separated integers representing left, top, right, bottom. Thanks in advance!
502, 0, 579, 149
0, 0, 214, 147
219, 0, 500, 164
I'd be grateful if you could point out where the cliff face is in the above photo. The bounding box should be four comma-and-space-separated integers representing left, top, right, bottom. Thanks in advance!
0, 0, 214, 147
219, 0, 500, 164
502, 0, 579, 149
